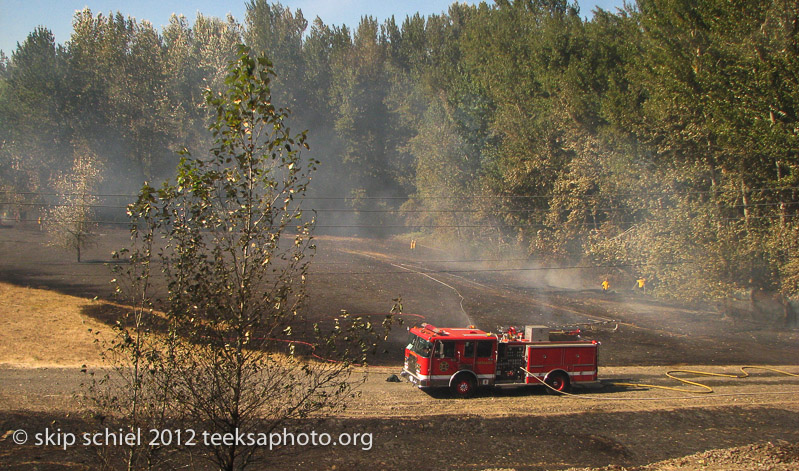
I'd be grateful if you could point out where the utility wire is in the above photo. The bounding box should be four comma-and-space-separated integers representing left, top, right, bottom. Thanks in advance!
0, 260, 698, 276
4, 185, 799, 200
4, 200, 799, 212
5, 214, 798, 229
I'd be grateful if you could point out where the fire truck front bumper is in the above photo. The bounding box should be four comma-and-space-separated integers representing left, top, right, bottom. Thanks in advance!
401, 369, 430, 388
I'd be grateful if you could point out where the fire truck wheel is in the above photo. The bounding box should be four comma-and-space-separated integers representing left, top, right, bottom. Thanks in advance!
545, 372, 571, 395
450, 374, 477, 398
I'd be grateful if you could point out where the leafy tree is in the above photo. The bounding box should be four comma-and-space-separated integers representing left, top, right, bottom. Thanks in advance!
45, 144, 103, 262
161, 14, 203, 153
244, 0, 307, 110
459, 0, 587, 249
67, 10, 134, 175
325, 17, 412, 231
300, 17, 335, 123
192, 13, 244, 94
96, 46, 391, 470
0, 27, 69, 206
404, 97, 474, 239
67, 9, 173, 181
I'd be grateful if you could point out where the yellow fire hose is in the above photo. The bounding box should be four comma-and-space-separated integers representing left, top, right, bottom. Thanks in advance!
613, 366, 799, 394
523, 366, 799, 399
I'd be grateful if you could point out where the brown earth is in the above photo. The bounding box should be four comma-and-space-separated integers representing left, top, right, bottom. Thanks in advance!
2, 364, 798, 470
1, 225, 796, 367
1, 225, 798, 470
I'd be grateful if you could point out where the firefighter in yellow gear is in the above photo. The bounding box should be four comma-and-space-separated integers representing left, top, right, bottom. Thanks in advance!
636, 277, 646, 292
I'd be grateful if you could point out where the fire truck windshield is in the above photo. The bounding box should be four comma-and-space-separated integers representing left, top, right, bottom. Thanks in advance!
407, 333, 433, 358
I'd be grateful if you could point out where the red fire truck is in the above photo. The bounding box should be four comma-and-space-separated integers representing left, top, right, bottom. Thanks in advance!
401, 323, 599, 398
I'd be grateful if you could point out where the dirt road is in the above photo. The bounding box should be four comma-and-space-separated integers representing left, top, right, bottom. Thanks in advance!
2, 364, 799, 470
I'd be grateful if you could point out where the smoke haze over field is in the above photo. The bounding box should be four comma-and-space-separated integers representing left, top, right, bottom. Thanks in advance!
2, 0, 799, 307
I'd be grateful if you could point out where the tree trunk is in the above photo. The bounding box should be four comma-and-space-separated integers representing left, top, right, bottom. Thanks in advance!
708, 162, 722, 231
740, 179, 751, 231
776, 160, 786, 230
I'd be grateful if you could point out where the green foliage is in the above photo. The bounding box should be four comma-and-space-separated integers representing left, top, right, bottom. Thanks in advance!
0, 26, 68, 203
2, 1, 799, 301
244, 0, 307, 109
92, 46, 393, 471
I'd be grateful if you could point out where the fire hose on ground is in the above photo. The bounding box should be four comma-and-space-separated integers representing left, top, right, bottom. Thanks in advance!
522, 366, 799, 400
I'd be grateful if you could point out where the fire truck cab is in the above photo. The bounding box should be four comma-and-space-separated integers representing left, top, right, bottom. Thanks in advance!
402, 323, 598, 398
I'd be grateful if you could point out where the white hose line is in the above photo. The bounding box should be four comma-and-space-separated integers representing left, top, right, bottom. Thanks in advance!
390, 262, 472, 326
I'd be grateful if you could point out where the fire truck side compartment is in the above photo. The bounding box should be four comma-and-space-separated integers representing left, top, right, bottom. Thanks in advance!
495, 343, 526, 383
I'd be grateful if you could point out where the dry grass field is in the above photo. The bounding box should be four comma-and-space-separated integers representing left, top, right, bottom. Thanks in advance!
0, 283, 108, 368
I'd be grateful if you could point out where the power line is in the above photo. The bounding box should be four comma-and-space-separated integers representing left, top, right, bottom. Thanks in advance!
1, 202, 130, 210
0, 260, 697, 277
4, 185, 799, 201
310, 262, 698, 275
0, 191, 137, 198
5, 213, 799, 229
308, 185, 799, 200
4, 200, 799, 215
0, 258, 529, 265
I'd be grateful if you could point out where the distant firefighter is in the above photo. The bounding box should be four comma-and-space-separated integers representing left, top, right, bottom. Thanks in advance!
635, 277, 647, 292
602, 279, 609, 293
